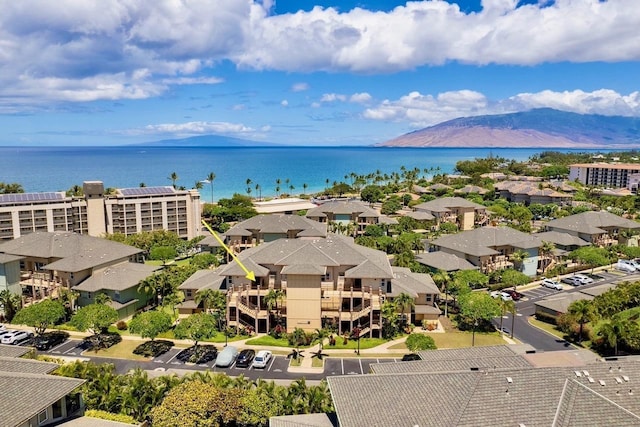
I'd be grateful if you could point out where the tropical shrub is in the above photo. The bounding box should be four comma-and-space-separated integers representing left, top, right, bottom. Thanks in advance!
405, 333, 437, 352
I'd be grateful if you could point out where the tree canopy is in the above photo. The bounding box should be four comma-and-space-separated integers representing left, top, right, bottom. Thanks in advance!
128, 311, 173, 341
12, 299, 65, 335
71, 303, 118, 335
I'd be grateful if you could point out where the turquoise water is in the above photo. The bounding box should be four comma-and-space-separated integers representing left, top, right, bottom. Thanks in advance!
0, 146, 597, 201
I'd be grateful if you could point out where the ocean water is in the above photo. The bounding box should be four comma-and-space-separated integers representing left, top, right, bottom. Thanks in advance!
0, 146, 591, 201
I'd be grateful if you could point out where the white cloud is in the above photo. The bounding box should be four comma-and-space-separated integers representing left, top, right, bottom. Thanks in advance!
291, 82, 309, 92
281, 99, 289, 107
2, 0, 640, 106
350, 92, 372, 103
232, 104, 246, 111
363, 89, 640, 128
320, 93, 347, 103
133, 121, 256, 136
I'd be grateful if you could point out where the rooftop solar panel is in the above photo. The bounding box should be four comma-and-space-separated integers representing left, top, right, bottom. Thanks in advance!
0, 192, 66, 204
119, 187, 175, 196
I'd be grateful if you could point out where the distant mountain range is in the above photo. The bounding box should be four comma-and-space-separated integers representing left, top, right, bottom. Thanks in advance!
134, 134, 280, 147
376, 108, 640, 148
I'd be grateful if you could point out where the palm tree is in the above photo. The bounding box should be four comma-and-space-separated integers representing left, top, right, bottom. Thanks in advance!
394, 292, 415, 327
432, 270, 451, 317
568, 299, 594, 342
540, 241, 556, 273
303, 183, 308, 195
0, 290, 21, 322
193, 181, 203, 190
510, 249, 529, 272
597, 315, 630, 356
195, 289, 227, 333
255, 183, 262, 200
312, 328, 329, 351
139, 182, 146, 187
265, 289, 285, 327
206, 172, 216, 203
168, 172, 179, 189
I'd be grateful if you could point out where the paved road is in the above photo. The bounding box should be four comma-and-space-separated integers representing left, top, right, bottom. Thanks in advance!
41, 338, 400, 379
495, 270, 640, 351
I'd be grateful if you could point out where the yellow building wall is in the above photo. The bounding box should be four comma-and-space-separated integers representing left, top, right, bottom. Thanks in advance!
460, 209, 475, 231
285, 274, 321, 333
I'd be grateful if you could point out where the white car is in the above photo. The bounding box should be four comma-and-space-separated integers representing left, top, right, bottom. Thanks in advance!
572, 274, 594, 285
630, 259, 640, 270
541, 278, 563, 290
617, 259, 637, 273
1, 330, 33, 345
490, 291, 512, 301
252, 350, 272, 369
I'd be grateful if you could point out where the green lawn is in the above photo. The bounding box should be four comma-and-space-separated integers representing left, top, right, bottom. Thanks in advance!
324, 338, 387, 350
244, 335, 295, 347
388, 332, 506, 349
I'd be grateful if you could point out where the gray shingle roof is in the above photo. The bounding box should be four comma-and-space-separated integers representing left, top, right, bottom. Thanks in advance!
370, 354, 532, 374
388, 267, 439, 297
0, 372, 84, 427
535, 293, 594, 315
73, 262, 160, 292
416, 344, 519, 361
306, 201, 379, 218
534, 231, 590, 248
0, 344, 31, 358
404, 211, 436, 221
226, 214, 326, 238
415, 251, 478, 272
431, 226, 541, 256
0, 253, 23, 264
224, 235, 394, 280
328, 361, 640, 427
269, 413, 336, 427
56, 416, 141, 426
414, 196, 485, 213
0, 232, 142, 273
0, 357, 59, 375
178, 267, 227, 291
545, 211, 640, 235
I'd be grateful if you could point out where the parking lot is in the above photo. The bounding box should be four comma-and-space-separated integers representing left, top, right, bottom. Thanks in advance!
520, 270, 635, 301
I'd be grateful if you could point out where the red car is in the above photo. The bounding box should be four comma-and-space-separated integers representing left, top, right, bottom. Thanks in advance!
503, 290, 523, 301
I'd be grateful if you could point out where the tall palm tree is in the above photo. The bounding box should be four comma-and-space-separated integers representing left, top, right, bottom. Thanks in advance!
394, 292, 415, 326
568, 299, 594, 342
206, 172, 216, 203
168, 172, 179, 189
255, 183, 262, 200
193, 181, 203, 190
312, 328, 329, 351
597, 314, 631, 356
195, 289, 227, 331
540, 241, 556, 273
510, 249, 529, 272
0, 290, 21, 322
303, 183, 308, 195
432, 270, 451, 317
265, 289, 285, 327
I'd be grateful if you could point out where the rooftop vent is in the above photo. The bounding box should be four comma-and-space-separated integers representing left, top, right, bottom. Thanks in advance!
615, 377, 623, 384
623, 375, 630, 382
507, 377, 513, 384
583, 370, 590, 376
599, 380, 606, 386
588, 377, 595, 383
574, 371, 582, 377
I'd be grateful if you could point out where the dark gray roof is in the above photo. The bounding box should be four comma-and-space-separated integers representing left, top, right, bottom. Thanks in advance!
0, 253, 23, 264
73, 262, 160, 292
0, 357, 59, 375
0, 344, 31, 358
389, 267, 439, 297
416, 251, 478, 272
0, 232, 142, 273
328, 361, 640, 427
416, 344, 519, 361
226, 214, 326, 238
370, 355, 533, 374
535, 293, 594, 315
431, 226, 541, 256
0, 372, 84, 427
534, 231, 590, 248
545, 211, 640, 235
178, 267, 227, 291
269, 413, 336, 427
414, 196, 485, 213
306, 201, 379, 218
56, 416, 141, 426
405, 211, 436, 221
223, 235, 394, 280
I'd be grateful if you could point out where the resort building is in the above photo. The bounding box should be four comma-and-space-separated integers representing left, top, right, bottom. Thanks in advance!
0, 181, 201, 241
0, 344, 85, 426
305, 200, 390, 236
493, 181, 573, 205
412, 197, 489, 231
0, 231, 154, 318
543, 211, 640, 246
179, 235, 440, 336
569, 162, 640, 188
428, 226, 541, 276
252, 197, 318, 215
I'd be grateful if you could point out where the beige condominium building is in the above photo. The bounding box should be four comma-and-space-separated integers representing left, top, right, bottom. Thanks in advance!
569, 162, 640, 188
0, 181, 201, 241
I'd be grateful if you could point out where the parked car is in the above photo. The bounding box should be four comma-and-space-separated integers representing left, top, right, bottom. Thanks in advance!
1, 330, 33, 345
235, 349, 256, 368
33, 331, 69, 351
401, 353, 421, 361
0, 328, 16, 338
541, 278, 563, 290
617, 259, 637, 273
252, 350, 273, 369
215, 345, 239, 367
573, 274, 594, 285
490, 291, 513, 301
503, 289, 523, 301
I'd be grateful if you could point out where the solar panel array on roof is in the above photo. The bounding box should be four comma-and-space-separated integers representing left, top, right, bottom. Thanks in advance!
0, 192, 65, 204
119, 187, 175, 196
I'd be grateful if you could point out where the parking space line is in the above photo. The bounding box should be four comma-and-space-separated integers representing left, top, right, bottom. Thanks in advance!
266, 356, 276, 371
49, 341, 69, 353
359, 359, 363, 375
341, 358, 344, 375
165, 349, 181, 364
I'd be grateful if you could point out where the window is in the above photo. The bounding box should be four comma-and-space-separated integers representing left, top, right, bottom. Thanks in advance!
114, 290, 120, 300
52, 399, 63, 419
185, 290, 192, 298
38, 409, 48, 424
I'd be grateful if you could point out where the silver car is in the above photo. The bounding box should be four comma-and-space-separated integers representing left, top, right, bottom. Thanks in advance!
215, 345, 239, 367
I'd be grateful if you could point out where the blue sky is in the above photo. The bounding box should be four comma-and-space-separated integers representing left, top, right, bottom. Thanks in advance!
0, 0, 639, 146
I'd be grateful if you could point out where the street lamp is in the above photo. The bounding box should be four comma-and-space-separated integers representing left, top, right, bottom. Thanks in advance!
472, 319, 478, 347
355, 322, 361, 356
